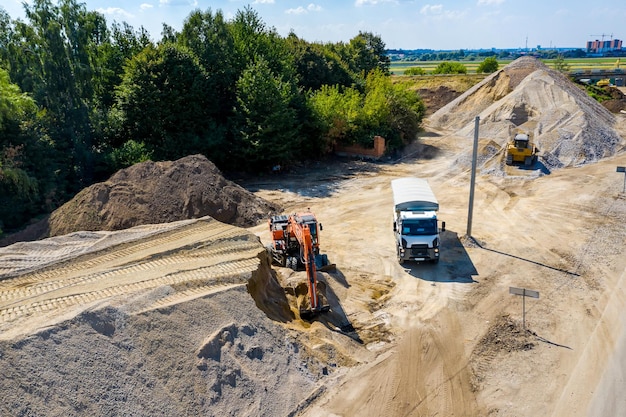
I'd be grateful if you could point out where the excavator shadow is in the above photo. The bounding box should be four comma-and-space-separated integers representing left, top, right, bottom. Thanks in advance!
406, 229, 479, 283
306, 271, 363, 343
279, 269, 360, 341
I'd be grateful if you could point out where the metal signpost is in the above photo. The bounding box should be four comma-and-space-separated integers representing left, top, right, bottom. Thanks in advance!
509, 286, 539, 330
617, 166, 626, 193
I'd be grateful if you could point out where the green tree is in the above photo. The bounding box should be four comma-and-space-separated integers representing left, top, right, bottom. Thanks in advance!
113, 43, 215, 160
15, 0, 109, 193
362, 69, 424, 148
0, 68, 41, 232
178, 8, 237, 122
285, 33, 352, 91
309, 84, 363, 149
553, 54, 570, 73
404, 67, 426, 75
432, 61, 467, 74
229, 6, 294, 82
231, 57, 301, 170
332, 32, 389, 84
477, 56, 499, 73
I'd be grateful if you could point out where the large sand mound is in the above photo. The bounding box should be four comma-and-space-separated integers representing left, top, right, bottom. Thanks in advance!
49, 154, 280, 236
427, 56, 624, 171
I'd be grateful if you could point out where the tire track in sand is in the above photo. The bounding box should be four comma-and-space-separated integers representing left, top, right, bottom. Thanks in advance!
0, 218, 265, 337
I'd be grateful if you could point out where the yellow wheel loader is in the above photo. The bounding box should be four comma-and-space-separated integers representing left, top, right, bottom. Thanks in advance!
505, 133, 538, 167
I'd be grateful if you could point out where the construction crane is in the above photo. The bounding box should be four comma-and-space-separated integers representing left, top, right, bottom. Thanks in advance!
589, 33, 613, 42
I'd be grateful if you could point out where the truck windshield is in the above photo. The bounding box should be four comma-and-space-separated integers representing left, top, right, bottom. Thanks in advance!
402, 220, 437, 236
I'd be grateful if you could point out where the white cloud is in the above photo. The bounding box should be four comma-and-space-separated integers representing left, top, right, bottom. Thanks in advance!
253, 0, 275, 4
420, 4, 465, 19
159, 0, 198, 6
286, 6, 307, 15
96, 7, 134, 19
477, 0, 504, 5
355, 0, 397, 6
420, 4, 443, 15
286, 4, 322, 15
140, 3, 153, 11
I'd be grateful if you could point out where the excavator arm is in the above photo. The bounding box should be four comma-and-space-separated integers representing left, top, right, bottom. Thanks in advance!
290, 217, 322, 312
269, 211, 331, 319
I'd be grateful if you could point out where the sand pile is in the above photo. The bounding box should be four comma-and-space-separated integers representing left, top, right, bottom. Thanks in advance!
427, 56, 624, 171
45, 154, 280, 236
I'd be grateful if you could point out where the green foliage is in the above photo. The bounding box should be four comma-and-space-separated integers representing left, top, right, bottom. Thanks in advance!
0, 68, 37, 129
178, 9, 237, 121
309, 84, 363, 148
113, 43, 216, 160
432, 61, 467, 74
0, 2, 427, 233
107, 140, 153, 170
285, 33, 353, 91
476, 56, 498, 73
404, 67, 426, 76
231, 57, 301, 170
0, 145, 40, 232
310, 69, 424, 151
553, 54, 570, 73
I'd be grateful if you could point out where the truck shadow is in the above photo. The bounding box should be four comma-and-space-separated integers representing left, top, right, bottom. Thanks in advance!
405, 230, 479, 283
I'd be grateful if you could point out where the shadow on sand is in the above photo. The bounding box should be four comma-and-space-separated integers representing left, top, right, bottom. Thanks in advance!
404, 229, 479, 283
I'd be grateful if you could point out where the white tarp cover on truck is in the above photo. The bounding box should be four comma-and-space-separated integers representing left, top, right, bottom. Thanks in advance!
392, 177, 439, 212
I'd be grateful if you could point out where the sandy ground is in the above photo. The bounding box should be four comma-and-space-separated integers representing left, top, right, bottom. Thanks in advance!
242, 126, 626, 417
1, 59, 626, 416
1, 128, 625, 416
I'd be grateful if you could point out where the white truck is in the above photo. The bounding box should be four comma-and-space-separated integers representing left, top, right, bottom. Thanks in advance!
391, 177, 445, 264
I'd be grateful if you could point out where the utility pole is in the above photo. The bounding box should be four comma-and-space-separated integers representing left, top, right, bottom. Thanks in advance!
467, 116, 479, 237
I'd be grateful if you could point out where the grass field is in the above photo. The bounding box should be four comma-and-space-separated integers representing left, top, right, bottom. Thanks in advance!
391, 57, 623, 75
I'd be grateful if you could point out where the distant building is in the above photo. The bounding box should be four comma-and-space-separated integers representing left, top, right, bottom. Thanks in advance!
586, 39, 622, 54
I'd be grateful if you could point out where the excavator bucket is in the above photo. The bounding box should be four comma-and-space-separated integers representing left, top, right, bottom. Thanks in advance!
296, 281, 330, 320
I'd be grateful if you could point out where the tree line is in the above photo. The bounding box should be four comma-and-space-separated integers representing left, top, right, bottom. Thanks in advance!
0, 0, 426, 235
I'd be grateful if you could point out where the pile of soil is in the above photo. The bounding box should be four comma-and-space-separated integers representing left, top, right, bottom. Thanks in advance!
427, 56, 624, 171
1, 155, 280, 244
601, 86, 626, 113
417, 85, 462, 116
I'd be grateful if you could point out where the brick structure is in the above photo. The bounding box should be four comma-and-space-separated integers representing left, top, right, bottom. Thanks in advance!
335, 136, 386, 160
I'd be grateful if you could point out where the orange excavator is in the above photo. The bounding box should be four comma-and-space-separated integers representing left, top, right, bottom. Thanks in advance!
268, 211, 332, 319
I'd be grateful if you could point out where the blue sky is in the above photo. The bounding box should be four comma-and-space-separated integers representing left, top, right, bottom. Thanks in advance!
2, 0, 625, 50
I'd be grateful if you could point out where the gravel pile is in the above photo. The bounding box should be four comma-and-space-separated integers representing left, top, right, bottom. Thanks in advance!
427, 56, 625, 173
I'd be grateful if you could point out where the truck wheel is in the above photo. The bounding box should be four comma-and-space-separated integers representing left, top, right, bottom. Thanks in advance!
506, 155, 513, 165
397, 248, 405, 265
431, 258, 439, 264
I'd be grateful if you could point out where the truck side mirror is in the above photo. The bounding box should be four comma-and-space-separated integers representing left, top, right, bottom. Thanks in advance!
393, 222, 397, 232
441, 221, 446, 232
319, 223, 323, 231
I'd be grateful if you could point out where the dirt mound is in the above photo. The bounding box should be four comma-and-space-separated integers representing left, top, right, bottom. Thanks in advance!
417, 85, 462, 116
46, 154, 280, 237
427, 56, 625, 172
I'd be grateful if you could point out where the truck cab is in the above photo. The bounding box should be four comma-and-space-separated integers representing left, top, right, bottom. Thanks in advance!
394, 210, 444, 264
391, 177, 445, 265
